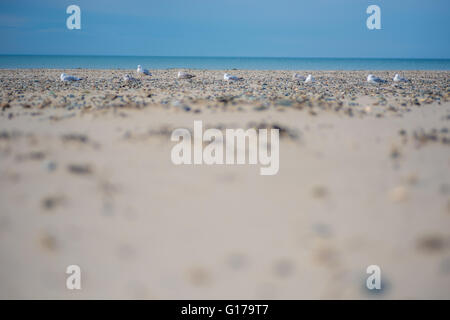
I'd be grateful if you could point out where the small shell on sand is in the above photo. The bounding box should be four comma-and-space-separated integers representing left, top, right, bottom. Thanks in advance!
39, 232, 58, 252
187, 267, 211, 287
389, 186, 409, 203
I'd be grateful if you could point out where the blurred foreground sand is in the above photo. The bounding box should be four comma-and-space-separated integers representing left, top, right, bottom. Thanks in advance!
0, 69, 449, 299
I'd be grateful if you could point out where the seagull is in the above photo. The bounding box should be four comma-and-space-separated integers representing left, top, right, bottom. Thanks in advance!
304, 74, 315, 83
60, 73, 81, 81
123, 74, 138, 82
137, 65, 151, 76
292, 73, 305, 81
224, 73, 242, 81
393, 74, 408, 82
178, 71, 195, 79
367, 74, 386, 84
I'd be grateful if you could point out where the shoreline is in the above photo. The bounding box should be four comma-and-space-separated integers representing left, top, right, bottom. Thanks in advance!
1, 56, 450, 70
2, 68, 450, 70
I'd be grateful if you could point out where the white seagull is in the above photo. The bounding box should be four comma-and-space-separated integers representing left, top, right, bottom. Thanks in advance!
292, 73, 305, 81
137, 65, 151, 76
178, 71, 195, 79
60, 73, 82, 82
393, 74, 408, 82
224, 73, 242, 81
123, 74, 138, 82
367, 74, 386, 84
304, 74, 315, 83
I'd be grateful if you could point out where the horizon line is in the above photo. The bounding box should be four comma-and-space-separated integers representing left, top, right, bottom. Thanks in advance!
0, 54, 450, 60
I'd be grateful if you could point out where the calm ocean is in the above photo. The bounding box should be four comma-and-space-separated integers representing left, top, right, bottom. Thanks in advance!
0, 55, 449, 70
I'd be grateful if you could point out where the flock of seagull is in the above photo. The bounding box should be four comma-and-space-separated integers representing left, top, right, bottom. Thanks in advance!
59, 65, 409, 84
367, 73, 408, 83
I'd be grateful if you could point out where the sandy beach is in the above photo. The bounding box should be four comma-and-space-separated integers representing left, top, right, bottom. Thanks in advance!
0, 69, 449, 299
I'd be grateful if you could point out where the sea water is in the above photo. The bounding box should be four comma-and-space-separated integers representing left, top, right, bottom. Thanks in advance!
1, 55, 449, 70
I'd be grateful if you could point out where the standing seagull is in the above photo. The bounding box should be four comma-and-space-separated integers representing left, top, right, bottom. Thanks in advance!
224, 73, 242, 81
60, 73, 82, 81
393, 74, 408, 82
137, 65, 151, 76
178, 71, 195, 79
305, 74, 315, 83
367, 74, 386, 84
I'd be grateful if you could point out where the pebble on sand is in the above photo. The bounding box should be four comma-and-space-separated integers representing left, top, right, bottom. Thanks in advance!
273, 259, 295, 278
312, 185, 328, 198
417, 235, 447, 253
41, 195, 65, 210
67, 164, 93, 175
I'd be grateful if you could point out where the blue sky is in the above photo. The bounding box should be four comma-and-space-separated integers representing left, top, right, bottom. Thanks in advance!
0, 0, 449, 58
